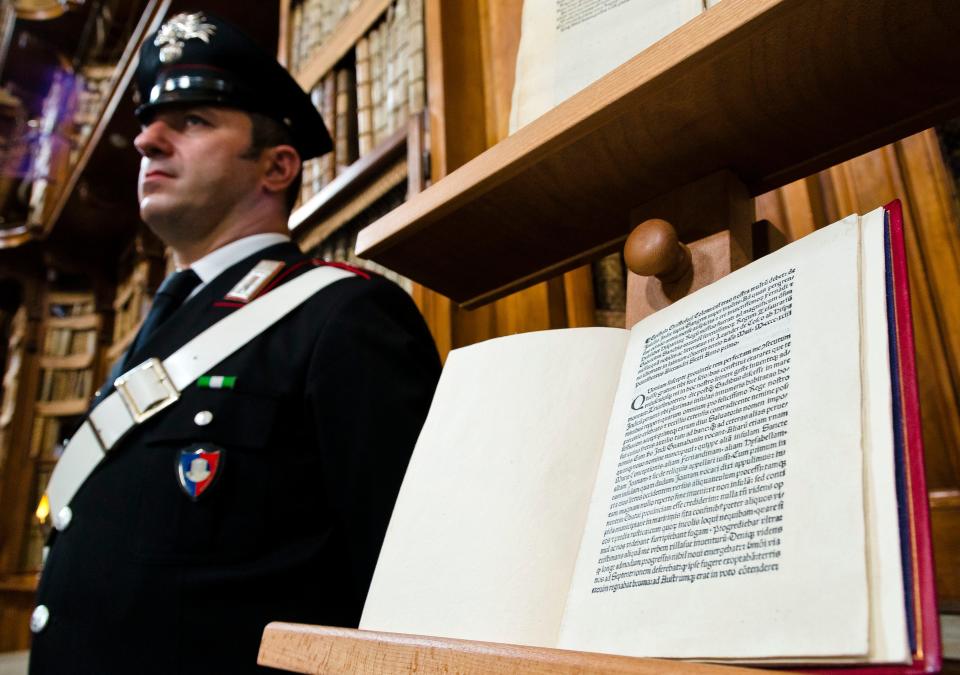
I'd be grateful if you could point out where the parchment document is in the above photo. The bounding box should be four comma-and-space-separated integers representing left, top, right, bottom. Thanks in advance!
509, 0, 705, 133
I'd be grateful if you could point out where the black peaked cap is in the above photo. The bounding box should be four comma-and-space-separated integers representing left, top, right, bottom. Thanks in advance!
135, 11, 332, 160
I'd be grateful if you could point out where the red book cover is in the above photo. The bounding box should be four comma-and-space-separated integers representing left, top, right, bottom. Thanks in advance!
795, 201, 940, 675
884, 199, 941, 674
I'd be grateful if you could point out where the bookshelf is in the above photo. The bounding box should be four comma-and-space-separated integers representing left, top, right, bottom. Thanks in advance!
0, 0, 167, 247
285, 0, 393, 92
280, 0, 427, 286
106, 260, 152, 368
31, 292, 99, 451
39, 0, 166, 238
354, 0, 960, 308
16, 291, 100, 574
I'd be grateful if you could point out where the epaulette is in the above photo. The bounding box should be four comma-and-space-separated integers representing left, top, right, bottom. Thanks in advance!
214, 259, 371, 309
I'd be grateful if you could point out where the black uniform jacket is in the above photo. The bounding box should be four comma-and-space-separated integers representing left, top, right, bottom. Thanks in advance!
30, 242, 441, 674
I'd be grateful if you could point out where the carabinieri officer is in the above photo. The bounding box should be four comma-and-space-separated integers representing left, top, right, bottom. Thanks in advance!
29, 11, 440, 674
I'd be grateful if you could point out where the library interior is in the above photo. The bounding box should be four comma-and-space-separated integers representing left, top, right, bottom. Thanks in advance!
0, 0, 958, 673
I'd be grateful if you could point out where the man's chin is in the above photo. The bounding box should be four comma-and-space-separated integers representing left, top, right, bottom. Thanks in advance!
139, 200, 185, 242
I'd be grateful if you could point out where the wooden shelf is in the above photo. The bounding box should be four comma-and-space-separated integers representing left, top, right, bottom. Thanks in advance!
106, 323, 139, 362
258, 624, 762, 675
292, 0, 392, 91
46, 314, 101, 330
355, 0, 960, 308
47, 291, 93, 305
40, 0, 169, 240
39, 353, 94, 370
112, 283, 136, 310
0, 574, 38, 594
35, 398, 88, 417
289, 124, 408, 242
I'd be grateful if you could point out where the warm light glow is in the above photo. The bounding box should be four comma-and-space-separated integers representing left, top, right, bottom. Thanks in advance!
35, 494, 49, 524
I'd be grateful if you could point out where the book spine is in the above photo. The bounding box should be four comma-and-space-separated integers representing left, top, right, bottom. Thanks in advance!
321, 70, 337, 185
310, 84, 325, 196
319, 0, 334, 42
383, 4, 396, 137
369, 24, 384, 147
407, 0, 425, 115
591, 252, 626, 327
393, 0, 410, 131
290, 1, 304, 74
356, 36, 374, 156
335, 62, 359, 174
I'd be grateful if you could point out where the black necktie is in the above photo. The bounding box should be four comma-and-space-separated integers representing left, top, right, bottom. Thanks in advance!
126, 268, 201, 362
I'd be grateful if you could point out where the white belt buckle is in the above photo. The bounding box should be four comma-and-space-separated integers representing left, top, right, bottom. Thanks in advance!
114, 357, 180, 423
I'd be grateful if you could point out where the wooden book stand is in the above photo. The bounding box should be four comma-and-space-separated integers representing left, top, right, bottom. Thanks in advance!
257, 174, 776, 674
257, 624, 765, 674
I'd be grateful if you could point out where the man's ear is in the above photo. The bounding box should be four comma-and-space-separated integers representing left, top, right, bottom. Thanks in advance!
261, 144, 301, 196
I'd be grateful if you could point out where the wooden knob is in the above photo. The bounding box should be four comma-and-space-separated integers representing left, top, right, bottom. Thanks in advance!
623, 218, 692, 284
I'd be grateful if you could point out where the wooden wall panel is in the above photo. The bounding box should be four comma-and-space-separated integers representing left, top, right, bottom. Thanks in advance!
563, 265, 597, 328
421, 0, 575, 354
0, 584, 32, 651
419, 0, 488, 359
477, 0, 522, 148
932, 493, 960, 612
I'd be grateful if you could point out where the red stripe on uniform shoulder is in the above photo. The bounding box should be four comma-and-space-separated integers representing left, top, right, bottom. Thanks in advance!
259, 260, 312, 295
310, 259, 371, 280
213, 301, 245, 308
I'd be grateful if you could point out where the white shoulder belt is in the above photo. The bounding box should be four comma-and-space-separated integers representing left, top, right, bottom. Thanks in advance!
45, 265, 355, 521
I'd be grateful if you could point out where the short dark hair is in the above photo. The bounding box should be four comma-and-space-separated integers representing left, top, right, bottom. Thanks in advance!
242, 111, 302, 214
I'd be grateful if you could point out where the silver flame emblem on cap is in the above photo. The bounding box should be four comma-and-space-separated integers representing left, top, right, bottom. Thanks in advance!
154, 12, 217, 64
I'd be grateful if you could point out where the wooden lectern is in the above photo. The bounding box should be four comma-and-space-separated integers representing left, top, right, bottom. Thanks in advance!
258, 624, 763, 674
258, 178, 774, 674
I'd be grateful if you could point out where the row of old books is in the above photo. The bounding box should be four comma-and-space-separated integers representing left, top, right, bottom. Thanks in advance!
289, 0, 363, 74
29, 417, 65, 462
26, 292, 100, 570
296, 0, 425, 207
69, 63, 116, 166
48, 294, 95, 317
35, 292, 99, 411
36, 368, 94, 404
310, 180, 413, 294
111, 260, 152, 347
42, 324, 97, 358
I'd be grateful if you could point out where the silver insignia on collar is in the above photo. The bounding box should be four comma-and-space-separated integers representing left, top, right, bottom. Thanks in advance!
154, 12, 217, 64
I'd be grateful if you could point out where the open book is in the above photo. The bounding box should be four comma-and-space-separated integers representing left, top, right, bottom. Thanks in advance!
361, 203, 939, 671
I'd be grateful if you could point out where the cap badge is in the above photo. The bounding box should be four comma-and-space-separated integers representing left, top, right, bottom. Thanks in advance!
155, 12, 217, 64
176, 443, 223, 500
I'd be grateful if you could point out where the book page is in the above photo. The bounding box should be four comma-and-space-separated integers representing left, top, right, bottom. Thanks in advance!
508, 0, 704, 133
559, 218, 870, 659
859, 208, 910, 663
361, 328, 629, 647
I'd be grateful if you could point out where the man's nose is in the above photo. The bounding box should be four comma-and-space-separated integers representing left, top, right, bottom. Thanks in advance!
133, 120, 173, 158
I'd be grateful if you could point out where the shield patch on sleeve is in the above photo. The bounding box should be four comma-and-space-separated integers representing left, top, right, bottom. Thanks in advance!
176, 444, 223, 500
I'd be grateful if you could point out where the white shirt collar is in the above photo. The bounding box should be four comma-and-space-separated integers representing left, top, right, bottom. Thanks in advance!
187, 233, 291, 291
